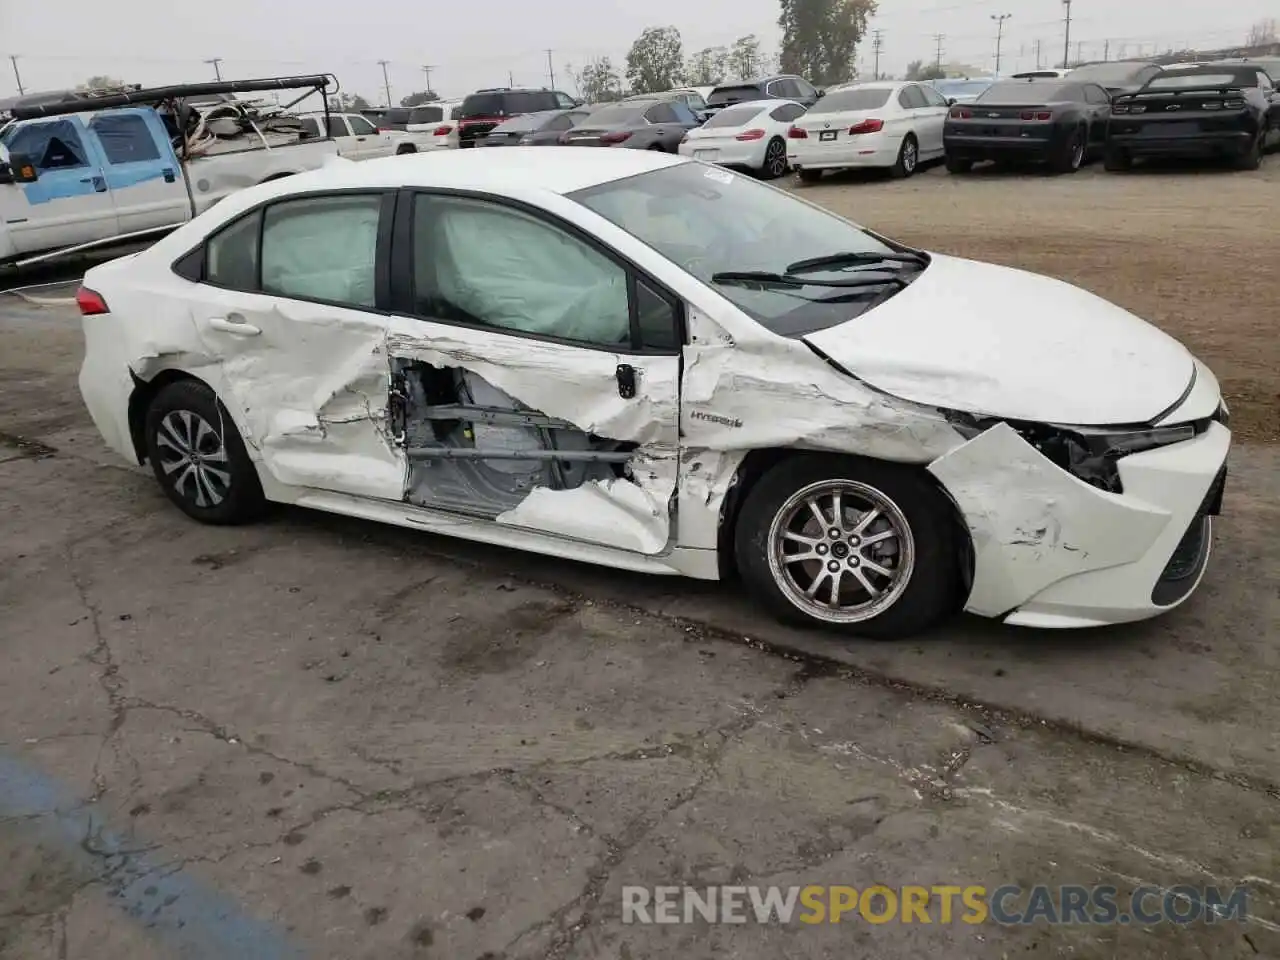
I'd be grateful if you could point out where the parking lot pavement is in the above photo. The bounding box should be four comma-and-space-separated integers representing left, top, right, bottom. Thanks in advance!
3, 175, 1279, 958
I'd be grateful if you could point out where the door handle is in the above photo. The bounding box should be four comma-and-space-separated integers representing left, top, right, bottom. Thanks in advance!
79, 175, 107, 192
209, 315, 261, 336
615, 363, 637, 399
355, 137, 366, 142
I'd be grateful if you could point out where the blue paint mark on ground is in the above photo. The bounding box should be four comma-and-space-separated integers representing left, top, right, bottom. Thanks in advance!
0, 752, 306, 959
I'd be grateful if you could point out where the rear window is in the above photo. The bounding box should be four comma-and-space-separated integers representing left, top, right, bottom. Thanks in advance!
408, 105, 444, 123
707, 84, 762, 107
1145, 72, 1249, 89
702, 104, 767, 128
977, 82, 1068, 104
1068, 62, 1152, 84
581, 104, 647, 125
932, 80, 994, 97
381, 108, 410, 130
460, 91, 558, 118
809, 87, 892, 113
491, 110, 556, 132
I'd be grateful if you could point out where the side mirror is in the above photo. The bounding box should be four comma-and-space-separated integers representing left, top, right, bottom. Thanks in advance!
5, 153, 38, 183
815, 89, 826, 98
947, 97, 957, 106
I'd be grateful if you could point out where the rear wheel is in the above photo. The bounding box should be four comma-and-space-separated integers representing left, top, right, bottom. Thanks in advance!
144, 380, 266, 525
1103, 146, 1132, 172
891, 134, 919, 178
396, 144, 417, 155
944, 156, 973, 174
1051, 126, 1086, 174
797, 168, 823, 184
1234, 134, 1263, 170
733, 455, 962, 639
761, 137, 788, 179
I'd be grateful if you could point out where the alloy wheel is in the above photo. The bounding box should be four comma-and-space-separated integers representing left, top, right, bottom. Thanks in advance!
764, 139, 787, 177
155, 409, 232, 508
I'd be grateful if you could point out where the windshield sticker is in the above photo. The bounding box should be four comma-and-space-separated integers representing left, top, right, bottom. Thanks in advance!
703, 167, 734, 185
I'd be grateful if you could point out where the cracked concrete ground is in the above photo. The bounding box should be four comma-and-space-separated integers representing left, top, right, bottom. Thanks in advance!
2, 173, 1279, 959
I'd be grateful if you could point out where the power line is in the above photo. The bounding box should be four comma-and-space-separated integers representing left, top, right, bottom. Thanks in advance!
377, 59, 392, 107
991, 14, 1011, 73
8, 55, 22, 95
204, 57, 223, 81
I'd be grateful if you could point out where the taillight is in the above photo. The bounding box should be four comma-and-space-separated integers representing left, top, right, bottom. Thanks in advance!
433, 125, 453, 135
848, 118, 884, 134
735, 128, 766, 141
950, 107, 972, 119
600, 131, 631, 144
76, 287, 109, 316
1020, 111, 1052, 121
787, 125, 807, 138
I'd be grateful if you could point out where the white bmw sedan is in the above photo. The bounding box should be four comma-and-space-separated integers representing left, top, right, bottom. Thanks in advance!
787, 80, 951, 181
677, 99, 808, 178
76, 149, 1230, 639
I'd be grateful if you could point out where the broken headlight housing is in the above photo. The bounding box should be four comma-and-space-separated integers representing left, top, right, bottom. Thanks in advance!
945, 411, 1205, 494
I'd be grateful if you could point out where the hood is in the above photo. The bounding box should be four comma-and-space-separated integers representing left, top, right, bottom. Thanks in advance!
801, 254, 1195, 426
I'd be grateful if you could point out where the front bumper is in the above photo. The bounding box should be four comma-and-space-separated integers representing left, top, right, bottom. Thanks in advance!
929, 420, 1231, 628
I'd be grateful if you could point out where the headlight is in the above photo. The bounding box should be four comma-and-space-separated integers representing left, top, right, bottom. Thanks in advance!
945, 412, 1200, 493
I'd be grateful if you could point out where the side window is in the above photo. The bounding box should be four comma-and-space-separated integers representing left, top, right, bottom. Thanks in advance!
920, 85, 948, 107
325, 116, 350, 137
548, 113, 575, 131
1258, 71, 1273, 90
1086, 85, 1108, 104
555, 92, 577, 109
905, 85, 929, 108
635, 278, 680, 350
793, 78, 818, 100
770, 103, 800, 122
685, 92, 708, 111
205, 211, 262, 290
408, 107, 442, 124
299, 117, 322, 138
89, 114, 161, 164
765, 80, 785, 97
645, 102, 679, 123
260, 194, 383, 307
3, 119, 89, 171
348, 116, 377, 135
410, 194, 631, 348
669, 101, 698, 124
897, 87, 914, 109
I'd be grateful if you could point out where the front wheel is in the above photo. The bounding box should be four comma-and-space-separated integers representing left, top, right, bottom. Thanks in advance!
733, 456, 962, 639
890, 134, 919, 179
144, 380, 267, 525
761, 137, 788, 179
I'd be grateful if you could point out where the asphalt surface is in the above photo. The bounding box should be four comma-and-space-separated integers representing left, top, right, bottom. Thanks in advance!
1, 247, 1278, 958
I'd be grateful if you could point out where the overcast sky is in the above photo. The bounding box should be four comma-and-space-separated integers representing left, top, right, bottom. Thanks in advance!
1, 0, 1273, 104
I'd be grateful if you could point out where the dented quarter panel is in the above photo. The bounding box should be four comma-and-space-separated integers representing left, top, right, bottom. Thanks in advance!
385, 314, 680, 554
927, 422, 1171, 618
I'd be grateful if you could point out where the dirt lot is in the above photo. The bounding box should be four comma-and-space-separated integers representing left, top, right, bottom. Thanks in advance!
1, 165, 1278, 960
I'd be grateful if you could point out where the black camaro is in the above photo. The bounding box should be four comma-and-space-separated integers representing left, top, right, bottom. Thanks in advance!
1105, 64, 1280, 171
943, 78, 1112, 174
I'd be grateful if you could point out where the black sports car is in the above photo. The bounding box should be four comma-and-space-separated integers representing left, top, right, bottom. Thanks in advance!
943, 78, 1112, 174
1105, 64, 1280, 171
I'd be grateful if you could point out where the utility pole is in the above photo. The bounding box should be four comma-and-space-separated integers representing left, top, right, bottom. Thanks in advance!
1103, 39, 1109, 61
545, 49, 555, 89
8, 55, 23, 95
933, 34, 945, 71
1061, 0, 1073, 69
1077, 40, 1083, 64
421, 64, 434, 94
378, 60, 393, 107
1034, 39, 1043, 69
991, 14, 1012, 74
509, 70, 515, 86
205, 57, 223, 81
871, 30, 884, 80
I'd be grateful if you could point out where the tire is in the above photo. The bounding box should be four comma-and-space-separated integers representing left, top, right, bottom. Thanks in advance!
761, 137, 788, 179
944, 156, 973, 174
396, 144, 417, 155
1051, 126, 1086, 174
890, 134, 919, 179
1233, 134, 1262, 171
1103, 146, 1131, 172
144, 380, 267, 525
733, 455, 962, 639
797, 168, 823, 184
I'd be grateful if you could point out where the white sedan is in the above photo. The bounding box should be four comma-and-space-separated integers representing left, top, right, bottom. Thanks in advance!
787, 80, 951, 181
76, 149, 1230, 639
677, 99, 808, 178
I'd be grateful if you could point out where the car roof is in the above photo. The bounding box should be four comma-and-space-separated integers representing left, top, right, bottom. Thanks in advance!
246, 147, 688, 200
826, 80, 907, 91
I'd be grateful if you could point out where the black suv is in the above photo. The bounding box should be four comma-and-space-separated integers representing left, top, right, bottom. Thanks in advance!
457, 87, 582, 147
705, 74, 824, 115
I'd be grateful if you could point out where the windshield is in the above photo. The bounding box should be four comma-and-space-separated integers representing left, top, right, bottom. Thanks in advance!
570, 162, 910, 337
977, 82, 1068, 104
702, 104, 767, 128
809, 87, 892, 112
580, 104, 646, 126
1145, 72, 1246, 89
932, 80, 993, 97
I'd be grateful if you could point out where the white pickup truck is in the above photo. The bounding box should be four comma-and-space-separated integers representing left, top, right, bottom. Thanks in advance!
0, 75, 341, 270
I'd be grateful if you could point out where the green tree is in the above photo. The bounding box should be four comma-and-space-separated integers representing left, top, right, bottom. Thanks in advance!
79, 75, 126, 90
335, 93, 372, 111
730, 35, 763, 79
400, 90, 439, 107
686, 47, 729, 85
569, 57, 623, 103
905, 59, 946, 81
626, 26, 685, 93
778, 0, 877, 86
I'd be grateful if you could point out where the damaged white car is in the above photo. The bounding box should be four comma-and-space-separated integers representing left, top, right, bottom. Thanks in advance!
76, 149, 1230, 638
